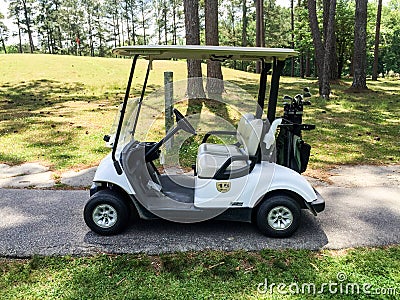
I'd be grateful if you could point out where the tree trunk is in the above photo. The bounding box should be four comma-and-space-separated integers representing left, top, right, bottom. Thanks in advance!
323, 0, 338, 80
300, 54, 305, 78
112, 0, 121, 47
125, 1, 131, 45
291, 0, 295, 77
141, 3, 146, 45
349, 0, 368, 91
129, 2, 136, 45
17, 17, 23, 53
172, 0, 178, 45
87, 13, 94, 56
205, 0, 223, 99
47, 28, 52, 54
241, 0, 247, 48
163, 1, 168, 45
0, 24, 6, 53
21, 0, 34, 53
54, 1, 63, 51
307, 0, 326, 96
320, 0, 337, 98
184, 0, 205, 99
241, 0, 248, 71
305, 51, 311, 77
1, 37, 6, 53
372, 0, 382, 81
255, 0, 265, 73
307, 0, 324, 79
112, 15, 117, 48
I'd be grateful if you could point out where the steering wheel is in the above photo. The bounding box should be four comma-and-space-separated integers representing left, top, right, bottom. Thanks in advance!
173, 108, 196, 135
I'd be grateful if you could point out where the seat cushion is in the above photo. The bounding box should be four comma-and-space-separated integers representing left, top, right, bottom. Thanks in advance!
197, 153, 248, 179
197, 143, 243, 157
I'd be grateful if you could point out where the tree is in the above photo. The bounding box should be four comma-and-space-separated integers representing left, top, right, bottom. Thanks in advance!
349, 0, 368, 91
323, 0, 338, 80
336, 0, 354, 78
241, 0, 247, 48
372, 0, 382, 80
21, 0, 35, 53
380, 0, 400, 75
320, 0, 337, 97
290, 0, 295, 76
205, 0, 223, 98
294, 0, 314, 78
8, 0, 24, 53
154, 0, 164, 44
183, 0, 205, 99
170, 0, 183, 45
0, 12, 8, 53
255, 0, 265, 73
138, 0, 150, 45
82, 0, 96, 56
307, 0, 337, 98
36, 0, 64, 54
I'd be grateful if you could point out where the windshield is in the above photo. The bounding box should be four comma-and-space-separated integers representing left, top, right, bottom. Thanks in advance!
108, 77, 262, 151
107, 98, 140, 149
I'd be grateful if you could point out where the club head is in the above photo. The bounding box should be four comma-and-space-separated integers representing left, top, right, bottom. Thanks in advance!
294, 94, 303, 103
283, 95, 292, 101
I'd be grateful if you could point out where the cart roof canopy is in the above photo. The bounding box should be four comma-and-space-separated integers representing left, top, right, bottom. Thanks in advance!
112, 45, 298, 61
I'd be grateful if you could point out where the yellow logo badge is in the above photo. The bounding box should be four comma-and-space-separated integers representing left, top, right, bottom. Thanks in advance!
216, 182, 231, 193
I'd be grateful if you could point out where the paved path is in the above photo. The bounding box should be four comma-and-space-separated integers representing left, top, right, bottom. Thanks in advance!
0, 186, 398, 257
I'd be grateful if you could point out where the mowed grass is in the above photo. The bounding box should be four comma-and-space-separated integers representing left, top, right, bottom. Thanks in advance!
0, 54, 399, 171
0, 246, 399, 300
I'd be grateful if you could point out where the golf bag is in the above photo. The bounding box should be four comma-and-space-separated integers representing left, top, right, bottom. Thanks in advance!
276, 90, 315, 174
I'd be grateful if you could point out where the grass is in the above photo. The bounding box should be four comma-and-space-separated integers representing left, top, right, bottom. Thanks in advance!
0, 246, 399, 299
0, 54, 399, 172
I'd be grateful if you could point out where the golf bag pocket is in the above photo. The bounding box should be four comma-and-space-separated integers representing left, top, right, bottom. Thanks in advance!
294, 136, 311, 173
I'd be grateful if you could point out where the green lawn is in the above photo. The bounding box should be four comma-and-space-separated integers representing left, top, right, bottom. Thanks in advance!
0, 247, 399, 299
0, 54, 399, 172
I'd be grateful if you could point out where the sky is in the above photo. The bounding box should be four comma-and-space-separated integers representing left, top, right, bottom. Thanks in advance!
0, 0, 10, 25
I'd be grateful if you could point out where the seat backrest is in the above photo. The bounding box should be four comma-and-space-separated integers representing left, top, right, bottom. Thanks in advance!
236, 114, 263, 156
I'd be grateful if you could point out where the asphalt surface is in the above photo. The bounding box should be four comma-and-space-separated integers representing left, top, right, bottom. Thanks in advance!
0, 186, 399, 257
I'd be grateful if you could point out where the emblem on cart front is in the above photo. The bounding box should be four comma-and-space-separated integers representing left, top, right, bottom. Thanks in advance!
216, 182, 231, 193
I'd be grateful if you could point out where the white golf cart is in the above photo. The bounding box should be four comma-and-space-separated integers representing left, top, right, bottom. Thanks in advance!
84, 46, 325, 238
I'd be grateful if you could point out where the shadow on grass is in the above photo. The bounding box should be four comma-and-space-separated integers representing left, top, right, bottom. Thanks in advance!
303, 86, 400, 166
0, 79, 89, 124
0, 79, 110, 168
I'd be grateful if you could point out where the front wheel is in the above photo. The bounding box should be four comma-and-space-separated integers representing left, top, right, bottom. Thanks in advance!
84, 189, 130, 235
256, 194, 301, 238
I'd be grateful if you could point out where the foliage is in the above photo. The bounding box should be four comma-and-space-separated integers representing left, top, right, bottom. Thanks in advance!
1, 0, 400, 78
380, 0, 400, 75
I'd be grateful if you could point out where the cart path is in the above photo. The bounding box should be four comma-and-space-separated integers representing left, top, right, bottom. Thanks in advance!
1, 163, 400, 189
0, 185, 399, 257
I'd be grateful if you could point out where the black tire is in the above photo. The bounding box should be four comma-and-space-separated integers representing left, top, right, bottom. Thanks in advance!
256, 194, 301, 238
84, 189, 130, 235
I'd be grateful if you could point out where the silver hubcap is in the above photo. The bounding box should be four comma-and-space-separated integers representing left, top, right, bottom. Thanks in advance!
267, 206, 293, 231
92, 204, 118, 228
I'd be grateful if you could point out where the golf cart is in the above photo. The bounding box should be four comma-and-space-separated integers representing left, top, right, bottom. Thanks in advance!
84, 45, 325, 238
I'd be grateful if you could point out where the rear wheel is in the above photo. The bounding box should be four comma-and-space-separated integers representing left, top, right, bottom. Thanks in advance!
84, 189, 130, 235
256, 194, 301, 238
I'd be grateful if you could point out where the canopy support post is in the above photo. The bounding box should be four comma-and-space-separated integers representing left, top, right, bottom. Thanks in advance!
256, 60, 271, 119
267, 58, 285, 124
112, 55, 139, 175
